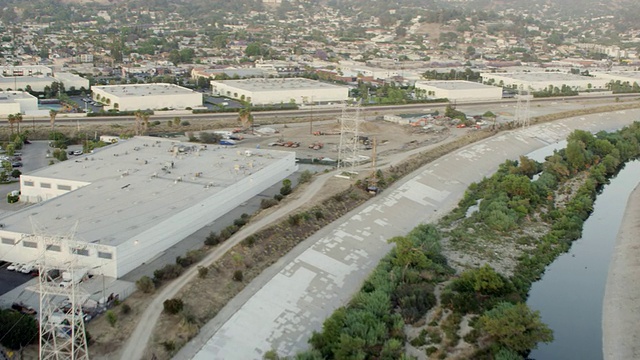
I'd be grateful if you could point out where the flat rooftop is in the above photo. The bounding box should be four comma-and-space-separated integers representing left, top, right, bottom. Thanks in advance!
92, 83, 197, 97
1, 136, 292, 247
594, 71, 640, 81
482, 72, 590, 82
416, 80, 497, 90
211, 78, 347, 92
0, 91, 36, 103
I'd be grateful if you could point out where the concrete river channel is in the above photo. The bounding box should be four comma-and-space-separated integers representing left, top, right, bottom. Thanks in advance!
525, 142, 640, 360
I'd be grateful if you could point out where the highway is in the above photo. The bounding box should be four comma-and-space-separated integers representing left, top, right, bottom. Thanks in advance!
19, 93, 640, 126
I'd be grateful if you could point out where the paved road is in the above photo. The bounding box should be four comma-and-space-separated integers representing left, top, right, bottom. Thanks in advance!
175, 109, 640, 359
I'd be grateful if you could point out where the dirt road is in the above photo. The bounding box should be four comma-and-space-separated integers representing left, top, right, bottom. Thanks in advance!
118, 170, 337, 360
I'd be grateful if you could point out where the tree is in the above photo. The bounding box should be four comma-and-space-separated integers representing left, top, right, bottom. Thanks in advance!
244, 42, 264, 57
280, 178, 292, 196
6, 113, 16, 135
0, 309, 38, 349
136, 276, 155, 293
479, 302, 553, 352
163, 298, 184, 314
14, 113, 23, 134
388, 236, 430, 280
49, 109, 57, 132
238, 106, 253, 130
106, 310, 117, 327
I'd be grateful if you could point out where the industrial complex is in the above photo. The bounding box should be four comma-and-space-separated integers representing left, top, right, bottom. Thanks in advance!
0, 137, 297, 278
91, 83, 203, 111
209, 78, 350, 105
480, 72, 610, 91
414, 80, 503, 101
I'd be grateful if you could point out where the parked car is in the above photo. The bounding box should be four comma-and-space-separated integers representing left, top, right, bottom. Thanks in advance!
11, 162, 22, 168
7, 262, 23, 271
73, 150, 83, 156
20, 263, 36, 274
12, 302, 37, 316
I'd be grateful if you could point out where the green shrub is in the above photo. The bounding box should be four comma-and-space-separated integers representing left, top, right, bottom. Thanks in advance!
106, 310, 117, 327
162, 340, 176, 352
234, 217, 248, 227
205, 231, 221, 246
299, 170, 313, 183
233, 270, 244, 282
261, 198, 279, 209
121, 303, 132, 315
136, 276, 155, 293
242, 235, 257, 247
163, 298, 184, 314
274, 193, 284, 201
153, 264, 183, 282
198, 266, 208, 278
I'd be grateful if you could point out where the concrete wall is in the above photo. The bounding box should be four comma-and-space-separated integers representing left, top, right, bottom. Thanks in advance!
115, 153, 297, 277
20, 175, 91, 203
0, 230, 118, 277
0, 102, 21, 116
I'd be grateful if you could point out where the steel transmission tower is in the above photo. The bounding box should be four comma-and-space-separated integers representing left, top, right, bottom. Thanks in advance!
514, 85, 531, 128
337, 102, 362, 173
25, 222, 91, 360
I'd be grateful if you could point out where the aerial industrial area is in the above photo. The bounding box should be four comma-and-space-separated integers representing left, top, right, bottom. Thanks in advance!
0, 0, 639, 359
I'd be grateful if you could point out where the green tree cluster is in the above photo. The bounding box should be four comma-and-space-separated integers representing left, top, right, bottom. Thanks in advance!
303, 225, 449, 358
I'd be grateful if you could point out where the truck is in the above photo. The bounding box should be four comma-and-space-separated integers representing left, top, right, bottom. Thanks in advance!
59, 270, 85, 288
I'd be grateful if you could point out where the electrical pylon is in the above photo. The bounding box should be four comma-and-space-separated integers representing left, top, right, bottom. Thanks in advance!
337, 102, 361, 173
26, 221, 91, 360
514, 85, 531, 128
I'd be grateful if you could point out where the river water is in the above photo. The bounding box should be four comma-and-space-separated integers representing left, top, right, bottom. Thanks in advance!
525, 154, 640, 360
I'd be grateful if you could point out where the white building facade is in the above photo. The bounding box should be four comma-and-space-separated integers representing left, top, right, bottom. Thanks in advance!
480, 72, 609, 92
210, 78, 349, 105
0, 137, 297, 278
415, 80, 503, 101
92, 84, 203, 111
0, 91, 38, 115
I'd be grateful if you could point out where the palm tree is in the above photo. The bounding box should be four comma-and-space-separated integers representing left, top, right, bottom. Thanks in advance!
133, 110, 143, 135
141, 113, 150, 135
237, 106, 253, 131
49, 110, 57, 132
6, 114, 15, 135
14, 113, 22, 134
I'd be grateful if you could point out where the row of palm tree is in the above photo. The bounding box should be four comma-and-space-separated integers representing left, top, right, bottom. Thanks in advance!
7, 113, 23, 134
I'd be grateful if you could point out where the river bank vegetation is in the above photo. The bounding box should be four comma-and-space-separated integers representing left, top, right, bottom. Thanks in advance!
300, 122, 640, 359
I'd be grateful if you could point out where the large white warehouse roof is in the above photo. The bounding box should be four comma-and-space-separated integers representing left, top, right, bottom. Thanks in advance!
92, 83, 196, 98
0, 137, 297, 277
214, 78, 346, 92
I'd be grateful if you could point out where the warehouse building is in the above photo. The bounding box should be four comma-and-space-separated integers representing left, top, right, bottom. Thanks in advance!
0, 137, 297, 278
0, 91, 38, 115
480, 72, 609, 91
591, 71, 640, 85
92, 83, 203, 111
53, 72, 90, 91
0, 72, 89, 92
414, 80, 503, 101
210, 78, 349, 105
